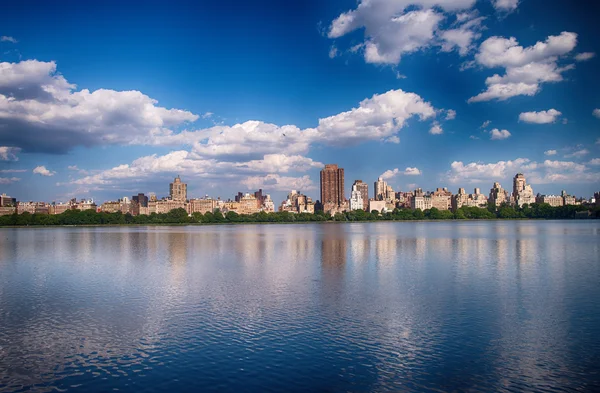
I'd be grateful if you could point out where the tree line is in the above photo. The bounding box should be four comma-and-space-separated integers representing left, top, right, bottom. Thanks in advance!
0, 203, 597, 226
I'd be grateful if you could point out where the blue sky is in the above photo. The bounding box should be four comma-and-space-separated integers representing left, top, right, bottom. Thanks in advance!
1, 0, 599, 204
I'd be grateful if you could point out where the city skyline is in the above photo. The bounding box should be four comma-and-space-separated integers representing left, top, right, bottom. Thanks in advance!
1, 1, 600, 205
1, 169, 593, 218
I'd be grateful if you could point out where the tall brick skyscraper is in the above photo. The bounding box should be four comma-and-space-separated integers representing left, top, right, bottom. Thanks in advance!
320, 164, 345, 206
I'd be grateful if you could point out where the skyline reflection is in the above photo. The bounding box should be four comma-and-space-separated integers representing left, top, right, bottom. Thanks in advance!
1, 222, 599, 392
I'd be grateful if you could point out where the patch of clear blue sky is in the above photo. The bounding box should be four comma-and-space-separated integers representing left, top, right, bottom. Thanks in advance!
1, 0, 599, 202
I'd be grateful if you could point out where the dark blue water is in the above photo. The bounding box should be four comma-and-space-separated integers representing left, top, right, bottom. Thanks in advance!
1, 221, 599, 392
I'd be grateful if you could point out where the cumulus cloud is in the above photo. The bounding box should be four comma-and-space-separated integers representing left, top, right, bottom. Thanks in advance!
490, 128, 511, 140
65, 150, 322, 188
518, 109, 562, 124
33, 165, 55, 176
0, 60, 199, 153
469, 32, 577, 102
593, 109, 600, 119
564, 149, 589, 158
380, 167, 422, 179
429, 121, 443, 134
575, 52, 595, 62
589, 158, 600, 166
127, 89, 437, 159
0, 58, 439, 162
492, 0, 519, 12
445, 109, 456, 120
0, 36, 18, 43
315, 89, 436, 145
327, 0, 482, 65
0, 176, 20, 184
241, 174, 316, 191
447, 157, 599, 184
544, 150, 557, 156
0, 146, 20, 161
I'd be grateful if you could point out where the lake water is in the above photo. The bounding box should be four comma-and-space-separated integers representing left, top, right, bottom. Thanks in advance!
1, 221, 599, 392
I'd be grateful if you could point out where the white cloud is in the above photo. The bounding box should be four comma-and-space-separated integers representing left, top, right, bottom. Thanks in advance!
564, 149, 589, 158
0, 146, 21, 161
67, 165, 79, 171
492, 0, 519, 12
447, 158, 598, 184
575, 52, 595, 62
589, 158, 600, 165
329, 45, 339, 59
404, 167, 422, 175
327, 0, 481, 65
593, 109, 600, 119
490, 128, 511, 140
241, 174, 316, 191
440, 14, 485, 56
518, 109, 562, 124
315, 88, 436, 145
0, 177, 20, 184
469, 32, 577, 102
480, 120, 491, 128
380, 167, 422, 179
429, 121, 443, 135
65, 150, 321, 187
0, 60, 199, 153
469, 135, 479, 139
0, 36, 17, 43
445, 109, 456, 120
33, 166, 55, 176
0, 58, 440, 162
149, 89, 437, 158
0, 169, 26, 173
201, 112, 214, 119
544, 150, 557, 156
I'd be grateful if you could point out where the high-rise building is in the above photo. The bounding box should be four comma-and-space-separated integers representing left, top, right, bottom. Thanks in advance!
132, 193, 148, 207
351, 180, 369, 210
489, 182, 510, 207
349, 183, 364, 210
374, 177, 386, 201
169, 176, 187, 202
0, 193, 16, 207
512, 173, 535, 207
320, 164, 344, 207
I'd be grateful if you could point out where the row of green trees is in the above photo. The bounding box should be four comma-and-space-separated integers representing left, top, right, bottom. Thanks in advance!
0, 203, 597, 227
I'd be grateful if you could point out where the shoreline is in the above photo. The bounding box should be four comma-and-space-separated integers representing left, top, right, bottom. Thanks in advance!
1, 217, 596, 229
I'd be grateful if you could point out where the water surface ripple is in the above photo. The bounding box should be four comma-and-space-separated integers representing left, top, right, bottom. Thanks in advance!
1, 221, 599, 392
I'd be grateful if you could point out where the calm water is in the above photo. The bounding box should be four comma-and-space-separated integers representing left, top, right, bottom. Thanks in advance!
1, 221, 599, 392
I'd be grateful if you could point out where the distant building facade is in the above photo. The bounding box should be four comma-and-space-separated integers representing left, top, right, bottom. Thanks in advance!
352, 180, 369, 210
513, 173, 535, 207
320, 164, 345, 210
169, 176, 187, 202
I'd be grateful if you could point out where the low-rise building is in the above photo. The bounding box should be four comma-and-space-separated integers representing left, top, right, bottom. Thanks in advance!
431, 187, 452, 210
188, 197, 217, 214
148, 199, 186, 214
369, 199, 388, 213
17, 202, 49, 214
0, 206, 16, 216
49, 203, 72, 215
536, 194, 564, 207
411, 195, 432, 211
